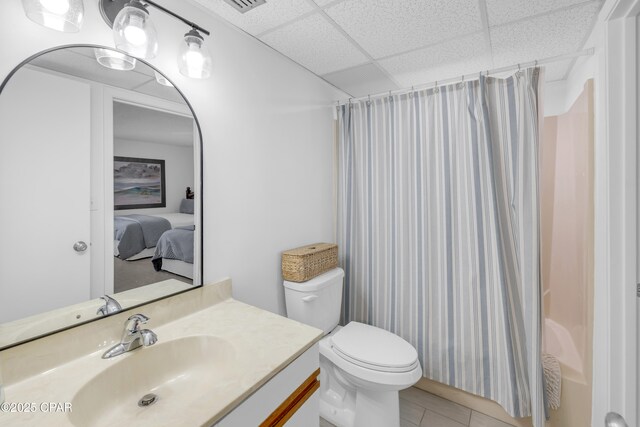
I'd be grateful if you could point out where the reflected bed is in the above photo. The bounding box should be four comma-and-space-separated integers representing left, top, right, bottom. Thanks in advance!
152, 227, 194, 279
114, 191, 195, 262
114, 212, 194, 260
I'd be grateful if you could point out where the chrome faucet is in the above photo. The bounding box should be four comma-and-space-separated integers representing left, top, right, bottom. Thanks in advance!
96, 295, 122, 316
102, 314, 158, 359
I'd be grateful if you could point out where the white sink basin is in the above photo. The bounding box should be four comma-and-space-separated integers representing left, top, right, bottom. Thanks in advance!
68, 336, 236, 427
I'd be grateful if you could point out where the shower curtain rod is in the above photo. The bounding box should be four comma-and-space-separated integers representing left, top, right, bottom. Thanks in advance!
336, 48, 595, 106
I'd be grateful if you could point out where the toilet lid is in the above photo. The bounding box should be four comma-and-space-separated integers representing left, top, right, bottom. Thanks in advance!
330, 322, 419, 372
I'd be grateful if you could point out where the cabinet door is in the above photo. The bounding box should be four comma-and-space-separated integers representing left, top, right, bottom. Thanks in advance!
0, 68, 91, 323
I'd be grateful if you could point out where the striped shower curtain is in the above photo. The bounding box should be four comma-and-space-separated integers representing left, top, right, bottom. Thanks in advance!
336, 68, 544, 425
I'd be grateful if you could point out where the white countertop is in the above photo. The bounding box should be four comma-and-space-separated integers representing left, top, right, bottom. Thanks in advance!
0, 280, 323, 427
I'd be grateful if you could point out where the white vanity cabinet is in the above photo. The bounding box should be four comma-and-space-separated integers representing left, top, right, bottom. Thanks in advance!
215, 343, 320, 427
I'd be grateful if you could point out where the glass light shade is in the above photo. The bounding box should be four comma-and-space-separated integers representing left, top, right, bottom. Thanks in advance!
94, 48, 136, 71
22, 0, 84, 32
154, 71, 174, 87
178, 30, 212, 79
112, 0, 158, 59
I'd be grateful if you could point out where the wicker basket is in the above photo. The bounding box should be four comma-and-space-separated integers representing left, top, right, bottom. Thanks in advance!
282, 243, 338, 283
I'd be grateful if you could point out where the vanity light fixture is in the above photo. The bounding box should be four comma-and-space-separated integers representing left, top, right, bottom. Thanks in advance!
22, 0, 84, 32
154, 71, 174, 87
94, 48, 137, 71
100, 0, 212, 79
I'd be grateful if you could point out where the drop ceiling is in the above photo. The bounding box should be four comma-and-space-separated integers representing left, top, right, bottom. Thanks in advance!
192, 0, 604, 97
29, 47, 186, 104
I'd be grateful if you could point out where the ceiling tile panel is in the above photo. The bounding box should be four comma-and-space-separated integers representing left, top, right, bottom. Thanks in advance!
191, 0, 313, 35
260, 14, 369, 75
485, 0, 599, 26
378, 34, 492, 87
324, 0, 483, 58
490, 2, 600, 68
322, 63, 400, 97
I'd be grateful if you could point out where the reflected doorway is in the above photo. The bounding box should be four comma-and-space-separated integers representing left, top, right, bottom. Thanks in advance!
112, 102, 196, 293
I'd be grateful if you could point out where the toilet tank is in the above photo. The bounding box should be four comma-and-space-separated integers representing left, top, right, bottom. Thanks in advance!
283, 267, 344, 334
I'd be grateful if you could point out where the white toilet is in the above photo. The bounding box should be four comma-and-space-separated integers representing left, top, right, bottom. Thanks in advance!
283, 268, 422, 427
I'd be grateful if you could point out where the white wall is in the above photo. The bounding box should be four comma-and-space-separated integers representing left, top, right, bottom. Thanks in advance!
114, 138, 194, 215
544, 54, 596, 117
0, 0, 346, 315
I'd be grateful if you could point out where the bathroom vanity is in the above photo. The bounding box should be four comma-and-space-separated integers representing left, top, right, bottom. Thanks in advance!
0, 279, 323, 426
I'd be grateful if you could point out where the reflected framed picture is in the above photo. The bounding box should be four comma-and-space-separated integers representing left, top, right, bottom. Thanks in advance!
114, 156, 166, 210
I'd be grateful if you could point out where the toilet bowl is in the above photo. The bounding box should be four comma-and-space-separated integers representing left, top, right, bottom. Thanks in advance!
283, 268, 422, 427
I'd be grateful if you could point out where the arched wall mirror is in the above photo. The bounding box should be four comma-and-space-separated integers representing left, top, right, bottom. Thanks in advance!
0, 45, 203, 350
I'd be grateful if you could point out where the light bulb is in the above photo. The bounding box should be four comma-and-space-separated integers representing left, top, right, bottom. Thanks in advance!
123, 15, 147, 46
185, 50, 204, 74
178, 29, 212, 79
39, 0, 69, 14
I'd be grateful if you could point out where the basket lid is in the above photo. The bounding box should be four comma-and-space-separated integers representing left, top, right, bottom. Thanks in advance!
283, 243, 336, 256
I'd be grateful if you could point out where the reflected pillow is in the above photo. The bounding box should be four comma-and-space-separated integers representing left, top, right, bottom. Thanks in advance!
180, 198, 194, 214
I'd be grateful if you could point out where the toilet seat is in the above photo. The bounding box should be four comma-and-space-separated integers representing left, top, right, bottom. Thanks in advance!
330, 322, 419, 373
333, 346, 420, 373
320, 333, 422, 391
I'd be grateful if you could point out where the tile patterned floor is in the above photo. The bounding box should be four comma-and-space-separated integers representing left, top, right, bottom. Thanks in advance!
319, 386, 516, 427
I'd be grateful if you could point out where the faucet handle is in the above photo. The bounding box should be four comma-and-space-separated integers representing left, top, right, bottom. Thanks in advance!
140, 329, 158, 347
96, 295, 122, 316
125, 314, 149, 333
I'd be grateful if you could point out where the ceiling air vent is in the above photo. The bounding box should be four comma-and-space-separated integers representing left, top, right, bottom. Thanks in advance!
222, 0, 266, 13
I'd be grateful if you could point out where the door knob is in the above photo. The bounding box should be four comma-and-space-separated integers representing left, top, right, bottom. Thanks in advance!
73, 241, 88, 252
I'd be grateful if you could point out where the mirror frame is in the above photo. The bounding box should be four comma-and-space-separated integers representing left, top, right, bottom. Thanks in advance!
0, 44, 205, 350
